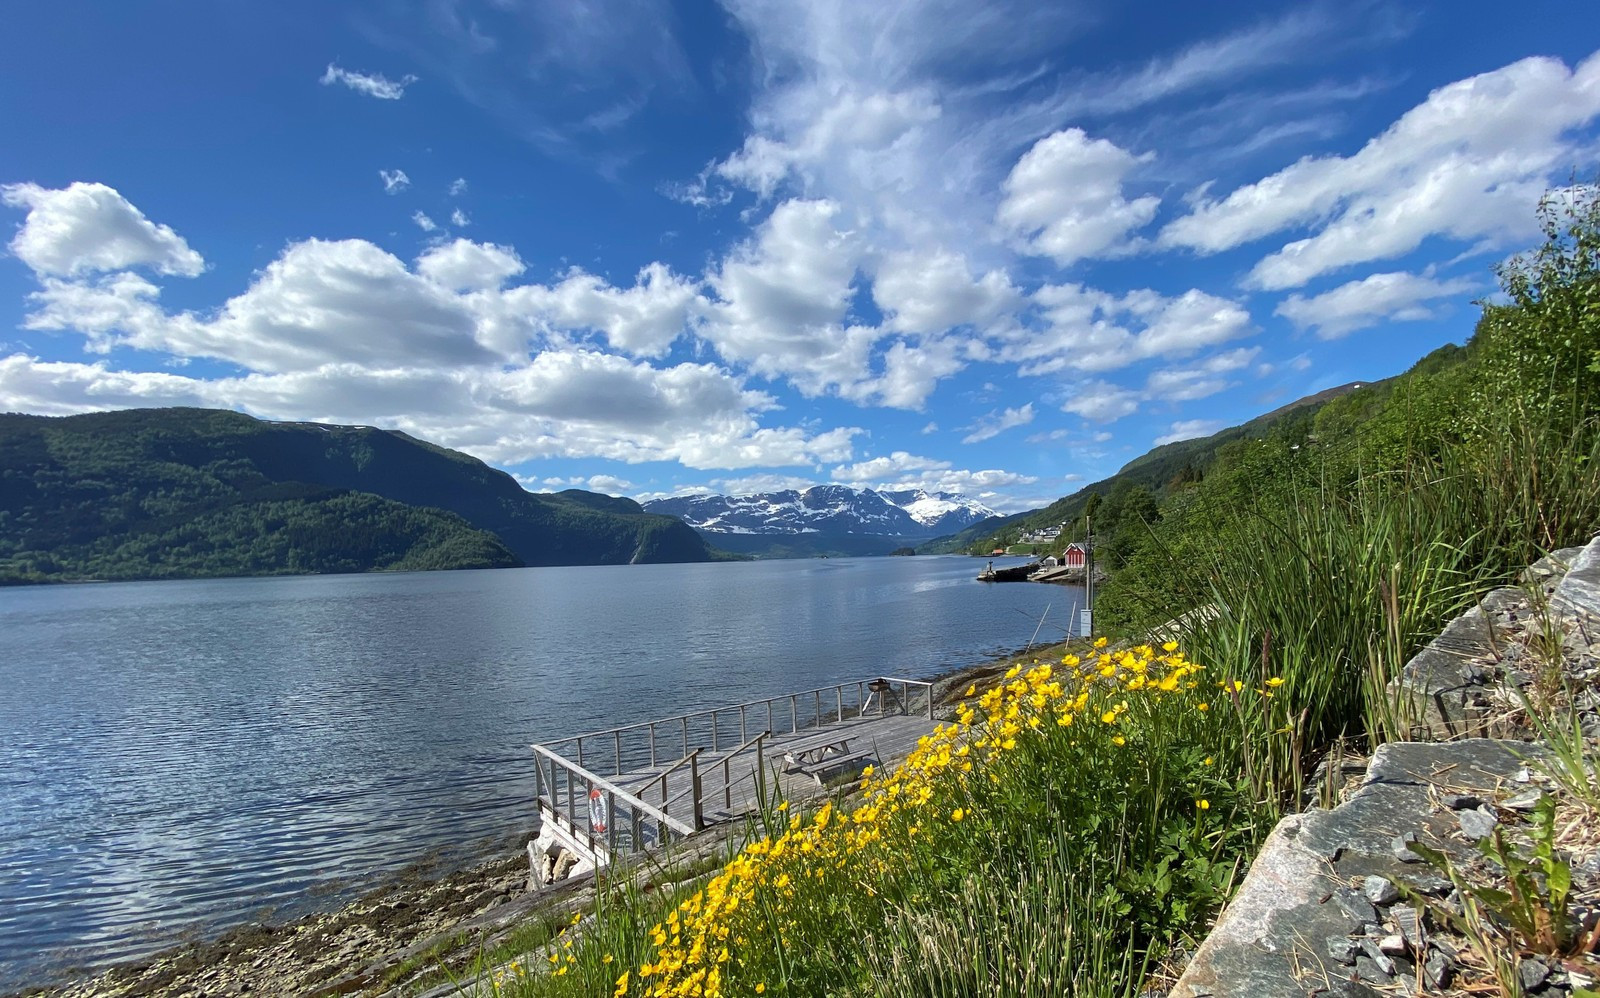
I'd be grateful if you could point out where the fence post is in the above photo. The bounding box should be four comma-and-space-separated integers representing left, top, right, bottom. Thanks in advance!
723, 755, 733, 812
814, 690, 822, 728
682, 716, 689, 758
835, 686, 843, 724
740, 704, 748, 744
615, 730, 623, 777
789, 695, 798, 733
690, 751, 704, 831
650, 723, 657, 767
576, 737, 585, 771
606, 788, 618, 858
766, 700, 774, 735
755, 732, 767, 807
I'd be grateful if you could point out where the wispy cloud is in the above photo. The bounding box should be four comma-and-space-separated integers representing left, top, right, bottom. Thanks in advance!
380, 169, 411, 194
320, 63, 417, 100
962, 403, 1035, 444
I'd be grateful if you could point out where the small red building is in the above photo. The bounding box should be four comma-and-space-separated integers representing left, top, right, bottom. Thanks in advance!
1062, 541, 1091, 569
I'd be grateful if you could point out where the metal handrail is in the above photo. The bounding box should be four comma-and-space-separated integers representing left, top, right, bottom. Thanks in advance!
544, 674, 936, 774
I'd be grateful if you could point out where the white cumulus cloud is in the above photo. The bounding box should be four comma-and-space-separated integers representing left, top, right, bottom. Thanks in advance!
2, 182, 205, 278
1275, 270, 1480, 338
997, 129, 1160, 265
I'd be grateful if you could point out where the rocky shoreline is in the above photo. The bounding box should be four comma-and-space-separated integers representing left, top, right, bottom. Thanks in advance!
10, 641, 1064, 998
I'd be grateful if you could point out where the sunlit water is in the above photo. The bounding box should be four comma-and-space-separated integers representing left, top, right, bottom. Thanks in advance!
0, 556, 1077, 990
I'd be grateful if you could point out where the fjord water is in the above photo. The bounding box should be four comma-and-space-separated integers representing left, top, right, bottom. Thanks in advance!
0, 556, 1073, 990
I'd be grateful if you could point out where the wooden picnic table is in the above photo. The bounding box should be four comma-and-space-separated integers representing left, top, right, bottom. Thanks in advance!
766, 730, 873, 780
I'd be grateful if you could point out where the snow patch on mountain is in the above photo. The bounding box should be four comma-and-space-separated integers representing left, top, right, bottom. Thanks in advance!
643, 486, 996, 537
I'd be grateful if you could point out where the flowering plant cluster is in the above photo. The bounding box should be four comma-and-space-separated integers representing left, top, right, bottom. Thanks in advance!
495, 638, 1287, 997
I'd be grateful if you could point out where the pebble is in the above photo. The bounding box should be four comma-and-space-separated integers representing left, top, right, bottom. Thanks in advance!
1359, 938, 1397, 976
1519, 957, 1551, 992
1458, 805, 1499, 840
1393, 833, 1424, 863
1424, 949, 1455, 990
1363, 875, 1400, 905
1378, 934, 1407, 955
1503, 789, 1544, 812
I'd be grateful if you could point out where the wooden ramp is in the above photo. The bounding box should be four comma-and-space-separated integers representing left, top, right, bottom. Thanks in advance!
530, 678, 941, 866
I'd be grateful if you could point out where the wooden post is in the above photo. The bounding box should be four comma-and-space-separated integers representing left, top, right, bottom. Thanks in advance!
576, 737, 585, 771
789, 695, 798, 733
856, 681, 865, 718
766, 700, 774, 735
606, 788, 618, 857
835, 686, 843, 725
740, 704, 748, 744
690, 751, 704, 831
682, 716, 689, 758
813, 690, 822, 728
649, 723, 657, 767
712, 711, 720, 753
722, 755, 732, 811
631, 800, 643, 853
755, 732, 767, 807
614, 730, 623, 777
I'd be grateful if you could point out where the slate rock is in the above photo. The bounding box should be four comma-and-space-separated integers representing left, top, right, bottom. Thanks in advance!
1333, 889, 1378, 929
1363, 876, 1400, 905
1424, 949, 1454, 990
1393, 833, 1424, 863
1360, 938, 1396, 976
1458, 805, 1499, 840
1355, 955, 1394, 985
1327, 936, 1358, 965
1503, 790, 1543, 812
1378, 934, 1407, 955
1519, 957, 1551, 992
1441, 792, 1483, 810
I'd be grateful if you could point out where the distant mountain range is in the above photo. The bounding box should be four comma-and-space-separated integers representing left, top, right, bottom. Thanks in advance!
643, 486, 996, 557
0, 407, 717, 584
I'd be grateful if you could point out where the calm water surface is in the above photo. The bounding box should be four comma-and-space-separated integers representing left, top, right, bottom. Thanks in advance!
0, 556, 1076, 989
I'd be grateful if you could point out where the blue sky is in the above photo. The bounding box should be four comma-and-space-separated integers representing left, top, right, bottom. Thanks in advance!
2, 1, 1598, 513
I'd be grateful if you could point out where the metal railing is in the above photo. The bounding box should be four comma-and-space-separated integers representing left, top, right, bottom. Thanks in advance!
541, 676, 936, 779
531, 676, 935, 866
531, 743, 697, 865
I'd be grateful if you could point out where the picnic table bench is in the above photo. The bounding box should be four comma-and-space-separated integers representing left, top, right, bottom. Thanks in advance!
766, 730, 876, 785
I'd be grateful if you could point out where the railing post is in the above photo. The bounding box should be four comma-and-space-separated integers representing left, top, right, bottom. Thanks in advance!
814, 690, 822, 728
789, 695, 798, 733
690, 751, 704, 831
682, 716, 689, 758
606, 789, 618, 857
576, 737, 585, 771
632, 799, 643, 853
755, 732, 767, 807
740, 704, 748, 744
723, 755, 733, 811
615, 730, 623, 777
836, 686, 843, 725
766, 700, 774, 735
650, 723, 657, 768
712, 711, 721, 753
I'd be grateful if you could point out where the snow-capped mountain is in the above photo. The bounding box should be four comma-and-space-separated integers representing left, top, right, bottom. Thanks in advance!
643, 486, 996, 538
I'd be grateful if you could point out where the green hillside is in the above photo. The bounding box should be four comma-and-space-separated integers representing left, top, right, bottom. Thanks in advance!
0, 408, 717, 584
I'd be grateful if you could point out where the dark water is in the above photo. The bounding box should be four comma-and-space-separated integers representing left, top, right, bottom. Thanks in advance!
0, 556, 1075, 989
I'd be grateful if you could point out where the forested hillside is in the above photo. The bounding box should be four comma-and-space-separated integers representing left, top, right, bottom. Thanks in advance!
0, 408, 717, 584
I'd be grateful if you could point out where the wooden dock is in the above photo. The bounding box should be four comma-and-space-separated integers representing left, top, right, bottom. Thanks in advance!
529, 678, 941, 872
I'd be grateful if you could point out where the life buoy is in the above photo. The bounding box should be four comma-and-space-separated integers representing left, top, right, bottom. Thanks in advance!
588, 788, 608, 834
